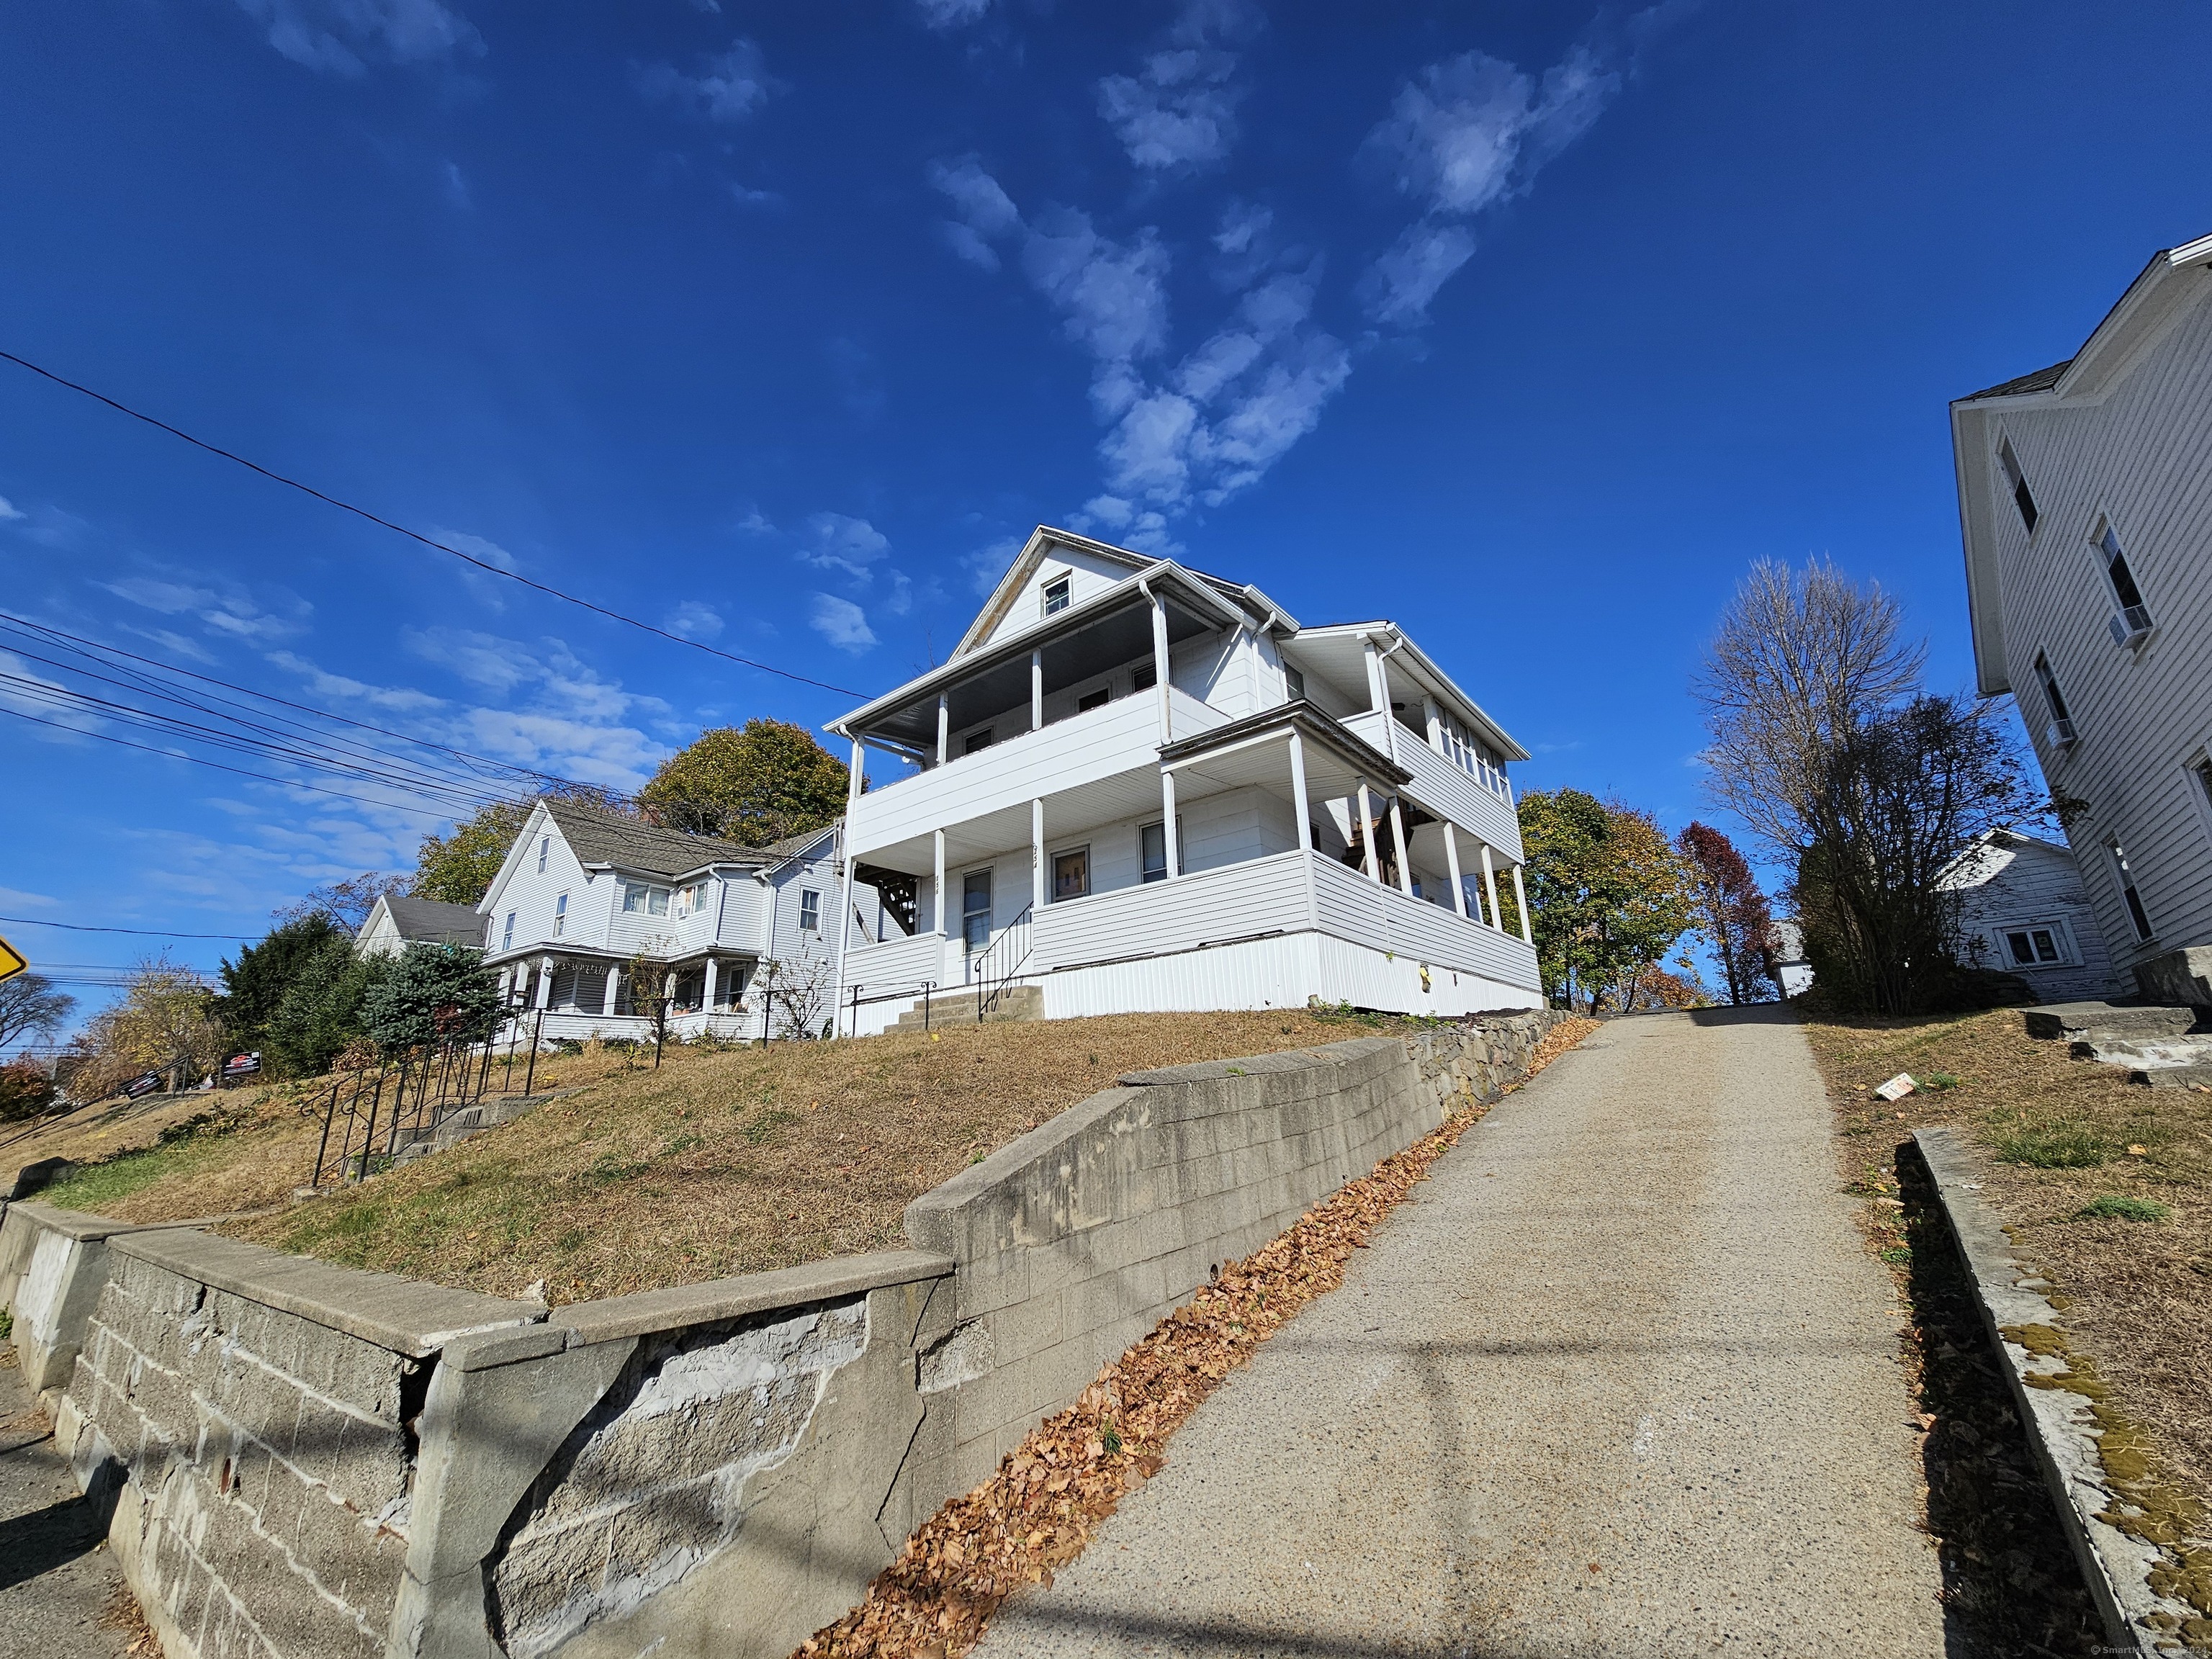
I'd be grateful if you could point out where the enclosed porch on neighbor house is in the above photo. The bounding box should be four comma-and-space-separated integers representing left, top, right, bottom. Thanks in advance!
493, 946, 764, 1044
837, 706, 1541, 1034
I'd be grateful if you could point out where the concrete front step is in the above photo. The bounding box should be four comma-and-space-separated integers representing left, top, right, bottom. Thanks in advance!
887, 984, 1043, 1032
2131, 1062, 2212, 1089
2023, 1001, 2200, 1043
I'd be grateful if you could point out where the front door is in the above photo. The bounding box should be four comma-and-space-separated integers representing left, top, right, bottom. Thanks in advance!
962, 869, 994, 955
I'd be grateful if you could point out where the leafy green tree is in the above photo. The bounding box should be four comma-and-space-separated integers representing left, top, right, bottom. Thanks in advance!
266, 943, 386, 1078
215, 914, 349, 1056
1519, 789, 1696, 1015
361, 943, 505, 1051
411, 801, 535, 906
638, 720, 850, 844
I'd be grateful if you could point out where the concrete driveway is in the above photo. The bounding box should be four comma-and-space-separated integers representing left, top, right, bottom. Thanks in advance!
974, 1007, 1945, 1658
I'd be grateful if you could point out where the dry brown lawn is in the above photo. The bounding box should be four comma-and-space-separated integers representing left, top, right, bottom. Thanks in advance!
201, 1009, 1390, 1305
1806, 1007, 2212, 1529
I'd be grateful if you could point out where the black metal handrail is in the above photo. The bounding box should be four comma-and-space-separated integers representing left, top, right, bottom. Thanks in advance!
971, 904, 1034, 1019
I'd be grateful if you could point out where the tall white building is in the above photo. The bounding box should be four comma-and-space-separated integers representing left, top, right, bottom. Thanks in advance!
1951, 230, 2212, 1007
826, 527, 1544, 1033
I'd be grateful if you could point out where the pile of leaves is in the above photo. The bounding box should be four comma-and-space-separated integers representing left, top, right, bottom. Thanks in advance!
796, 1016, 1599, 1659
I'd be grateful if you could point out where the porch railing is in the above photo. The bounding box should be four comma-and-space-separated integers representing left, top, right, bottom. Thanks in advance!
304, 1007, 547, 1187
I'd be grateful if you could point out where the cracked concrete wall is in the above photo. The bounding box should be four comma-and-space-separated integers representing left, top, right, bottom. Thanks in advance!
904, 1014, 1565, 1495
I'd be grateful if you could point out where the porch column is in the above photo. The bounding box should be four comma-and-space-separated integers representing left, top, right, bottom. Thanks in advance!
1287, 729, 1312, 852
1423, 696, 1443, 753
1362, 635, 1388, 715
701, 956, 719, 1015
1354, 778, 1380, 883
535, 956, 555, 1010
937, 694, 950, 765
1032, 797, 1045, 909
1511, 863, 1534, 945
836, 757, 862, 1027
1444, 821, 1469, 919
1159, 768, 1179, 881
932, 829, 947, 935
1388, 798, 1414, 897
1149, 590, 1173, 741
1031, 649, 1044, 732
1480, 842, 1504, 934
603, 963, 621, 1017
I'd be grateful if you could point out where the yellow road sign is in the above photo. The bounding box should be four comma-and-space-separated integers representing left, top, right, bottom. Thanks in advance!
0, 935, 24, 983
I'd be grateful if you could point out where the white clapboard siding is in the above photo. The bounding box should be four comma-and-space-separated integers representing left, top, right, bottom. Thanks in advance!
1033, 850, 1313, 968
1993, 284, 2212, 972
1943, 836, 2122, 1001
1339, 709, 1521, 858
1310, 856, 1541, 988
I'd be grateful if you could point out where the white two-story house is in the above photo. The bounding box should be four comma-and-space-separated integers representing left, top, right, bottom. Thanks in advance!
1952, 229, 2212, 1007
477, 800, 867, 1041
825, 527, 1543, 1034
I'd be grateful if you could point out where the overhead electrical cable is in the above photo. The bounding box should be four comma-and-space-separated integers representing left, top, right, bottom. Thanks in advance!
0, 915, 256, 940
0, 349, 867, 698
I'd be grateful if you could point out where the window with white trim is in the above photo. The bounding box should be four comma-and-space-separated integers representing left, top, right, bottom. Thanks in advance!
2033, 653, 2076, 748
1995, 921, 2075, 968
1284, 664, 1305, 700
537, 836, 549, 874
673, 880, 710, 918
2108, 840, 2154, 940
799, 888, 821, 932
2091, 518, 2154, 644
1042, 575, 1071, 616
621, 880, 672, 916
1998, 439, 2038, 533
501, 912, 516, 950
553, 893, 567, 938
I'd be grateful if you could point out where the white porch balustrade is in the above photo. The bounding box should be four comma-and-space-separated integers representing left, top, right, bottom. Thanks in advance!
1341, 709, 1522, 860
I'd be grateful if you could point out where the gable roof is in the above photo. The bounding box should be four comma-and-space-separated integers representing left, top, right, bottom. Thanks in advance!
1951, 230, 2212, 694
370, 894, 487, 948
542, 799, 786, 879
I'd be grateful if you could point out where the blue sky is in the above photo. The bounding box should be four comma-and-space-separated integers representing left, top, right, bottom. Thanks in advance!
3, 0, 2209, 1000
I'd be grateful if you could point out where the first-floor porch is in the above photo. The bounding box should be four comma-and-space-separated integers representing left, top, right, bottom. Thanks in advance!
490, 945, 768, 1038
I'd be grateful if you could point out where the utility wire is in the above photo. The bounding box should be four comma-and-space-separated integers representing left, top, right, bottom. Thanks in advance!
0, 349, 867, 699
0, 915, 256, 939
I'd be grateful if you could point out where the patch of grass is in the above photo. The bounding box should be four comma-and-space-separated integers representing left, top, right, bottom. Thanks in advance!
1989, 1115, 2110, 1168
2075, 1195, 2172, 1223
1919, 1071, 1963, 1091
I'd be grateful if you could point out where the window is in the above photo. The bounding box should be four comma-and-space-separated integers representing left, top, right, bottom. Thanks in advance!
621, 880, 671, 916
1998, 439, 2038, 533
1141, 822, 1168, 884
2092, 521, 2154, 644
673, 881, 710, 918
1285, 665, 1305, 700
964, 728, 996, 755
799, 889, 821, 932
2109, 841, 2154, 940
501, 912, 516, 950
961, 870, 993, 950
1042, 575, 1071, 616
1078, 686, 1110, 712
1131, 661, 1156, 693
2033, 654, 2077, 747
537, 836, 549, 875
1053, 846, 1090, 902
2195, 756, 2212, 816
553, 894, 567, 938
2001, 925, 2067, 967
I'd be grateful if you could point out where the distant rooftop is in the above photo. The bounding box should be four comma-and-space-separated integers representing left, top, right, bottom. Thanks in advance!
1958, 359, 2073, 403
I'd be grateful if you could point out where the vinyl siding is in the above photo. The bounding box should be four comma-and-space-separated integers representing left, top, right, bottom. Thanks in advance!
1941, 837, 2121, 1001
1992, 279, 2212, 974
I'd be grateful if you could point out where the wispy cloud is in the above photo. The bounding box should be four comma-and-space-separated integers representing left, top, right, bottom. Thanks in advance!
232, 0, 483, 78
104, 575, 309, 644
665, 601, 724, 641
809, 594, 878, 654
1358, 45, 1623, 328
796, 512, 892, 582
914, 0, 991, 30
400, 626, 670, 788
1096, 0, 1259, 172
0, 495, 22, 521
634, 38, 778, 124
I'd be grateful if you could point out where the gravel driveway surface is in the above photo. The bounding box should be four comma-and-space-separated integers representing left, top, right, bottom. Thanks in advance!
974, 1006, 1946, 1658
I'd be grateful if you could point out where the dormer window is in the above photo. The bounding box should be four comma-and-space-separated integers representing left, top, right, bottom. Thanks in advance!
621, 880, 671, 916
1042, 575, 1071, 616
2092, 520, 2153, 646
1998, 439, 2038, 533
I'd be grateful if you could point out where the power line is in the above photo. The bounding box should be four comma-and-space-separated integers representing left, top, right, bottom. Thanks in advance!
0, 915, 256, 940
0, 349, 868, 700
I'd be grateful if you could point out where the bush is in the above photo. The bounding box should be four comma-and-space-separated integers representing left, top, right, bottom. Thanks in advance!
2074, 1195, 2170, 1223
0, 1059, 58, 1123
1990, 1115, 2109, 1168
361, 943, 503, 1051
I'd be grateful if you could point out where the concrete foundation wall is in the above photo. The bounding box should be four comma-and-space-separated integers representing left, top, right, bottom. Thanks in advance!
18, 1012, 1565, 1659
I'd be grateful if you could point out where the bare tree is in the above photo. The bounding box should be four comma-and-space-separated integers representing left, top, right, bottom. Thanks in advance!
0, 971, 76, 1056
756, 953, 836, 1040
1693, 559, 1925, 855
274, 872, 408, 935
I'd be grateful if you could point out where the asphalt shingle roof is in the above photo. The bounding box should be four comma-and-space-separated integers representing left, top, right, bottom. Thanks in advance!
1959, 359, 2074, 402
380, 894, 491, 947
541, 800, 832, 879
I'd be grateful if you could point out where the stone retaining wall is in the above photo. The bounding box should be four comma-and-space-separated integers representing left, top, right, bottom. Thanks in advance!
5, 1011, 1567, 1659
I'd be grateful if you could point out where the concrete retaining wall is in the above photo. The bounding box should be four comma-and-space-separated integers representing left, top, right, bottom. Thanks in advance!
8, 1011, 1565, 1659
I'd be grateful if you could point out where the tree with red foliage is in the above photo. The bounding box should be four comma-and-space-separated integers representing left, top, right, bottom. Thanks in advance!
1676, 822, 1779, 1004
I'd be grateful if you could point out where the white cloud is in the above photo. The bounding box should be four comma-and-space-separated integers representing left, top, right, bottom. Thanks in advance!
264, 649, 444, 714
0, 495, 22, 521
809, 594, 878, 654
914, 0, 990, 29
665, 601, 724, 641
1359, 45, 1622, 327
1213, 202, 1271, 256
634, 38, 777, 124
104, 575, 307, 643
442, 160, 471, 210
961, 536, 1025, 596
1096, 0, 1258, 171
398, 626, 670, 788
930, 158, 1022, 239
233, 0, 482, 78
796, 513, 891, 581
0, 884, 62, 911
940, 222, 1002, 271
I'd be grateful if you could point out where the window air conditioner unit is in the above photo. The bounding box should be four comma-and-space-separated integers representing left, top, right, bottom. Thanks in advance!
2046, 718, 2077, 749
2108, 605, 2153, 647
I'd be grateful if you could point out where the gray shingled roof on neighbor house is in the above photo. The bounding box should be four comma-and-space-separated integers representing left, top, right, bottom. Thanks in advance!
541, 800, 832, 878
1959, 359, 2074, 403
381, 894, 490, 947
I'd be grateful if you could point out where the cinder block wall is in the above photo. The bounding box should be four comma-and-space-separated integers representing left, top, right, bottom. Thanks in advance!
905, 1012, 1561, 1494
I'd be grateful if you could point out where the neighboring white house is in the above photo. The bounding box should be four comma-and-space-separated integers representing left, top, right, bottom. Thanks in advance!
824, 526, 1544, 1035
356, 893, 487, 959
1768, 920, 1814, 999
478, 800, 870, 1041
1938, 830, 2120, 1004
1951, 228, 2212, 1007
